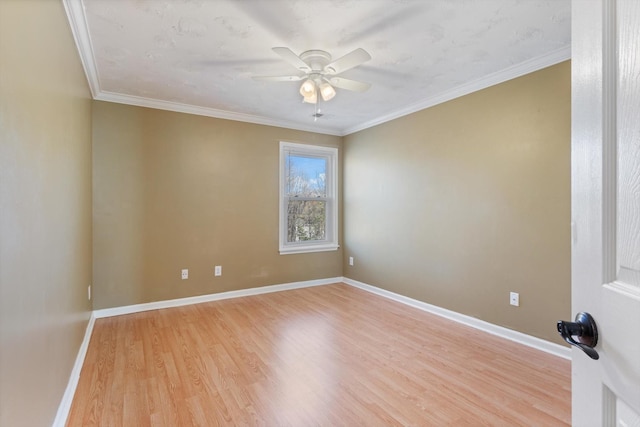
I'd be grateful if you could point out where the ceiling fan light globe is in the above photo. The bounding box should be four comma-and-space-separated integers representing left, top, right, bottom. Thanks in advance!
299, 79, 316, 97
303, 92, 318, 104
319, 82, 336, 101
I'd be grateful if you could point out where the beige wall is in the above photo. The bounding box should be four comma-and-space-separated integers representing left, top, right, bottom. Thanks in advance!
0, 0, 93, 425
343, 61, 571, 344
0, 6, 568, 421
92, 102, 343, 309
94, 64, 570, 342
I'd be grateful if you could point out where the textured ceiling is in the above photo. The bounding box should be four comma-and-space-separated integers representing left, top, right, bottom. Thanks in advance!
65, 0, 571, 136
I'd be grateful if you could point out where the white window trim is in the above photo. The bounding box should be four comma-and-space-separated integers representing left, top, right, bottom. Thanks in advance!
279, 141, 339, 255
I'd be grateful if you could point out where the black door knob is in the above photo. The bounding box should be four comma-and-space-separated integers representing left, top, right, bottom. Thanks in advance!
557, 312, 599, 360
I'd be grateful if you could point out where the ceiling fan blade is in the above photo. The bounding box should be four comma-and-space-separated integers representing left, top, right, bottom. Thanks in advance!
328, 77, 371, 92
324, 48, 371, 74
272, 47, 311, 72
252, 75, 306, 82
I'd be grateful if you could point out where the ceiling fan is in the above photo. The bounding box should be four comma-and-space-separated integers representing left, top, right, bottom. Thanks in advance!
252, 47, 372, 104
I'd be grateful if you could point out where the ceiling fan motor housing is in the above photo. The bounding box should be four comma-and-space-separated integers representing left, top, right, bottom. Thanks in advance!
299, 50, 333, 73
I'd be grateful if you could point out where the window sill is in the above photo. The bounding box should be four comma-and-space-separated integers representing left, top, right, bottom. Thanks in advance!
279, 244, 339, 255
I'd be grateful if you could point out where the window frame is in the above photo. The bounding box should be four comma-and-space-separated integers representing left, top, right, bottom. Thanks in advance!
279, 141, 339, 255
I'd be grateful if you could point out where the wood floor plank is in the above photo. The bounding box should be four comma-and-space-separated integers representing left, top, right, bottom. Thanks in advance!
67, 283, 570, 426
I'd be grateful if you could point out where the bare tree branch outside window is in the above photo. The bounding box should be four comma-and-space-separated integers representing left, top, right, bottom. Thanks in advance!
286, 155, 327, 243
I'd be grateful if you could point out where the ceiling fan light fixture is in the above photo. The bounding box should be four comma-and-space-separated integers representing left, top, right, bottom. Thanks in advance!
256, 47, 371, 107
319, 82, 336, 101
299, 79, 316, 98
303, 91, 318, 104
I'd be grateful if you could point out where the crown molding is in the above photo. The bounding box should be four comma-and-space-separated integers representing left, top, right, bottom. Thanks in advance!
62, 0, 342, 136
63, 0, 570, 138
95, 91, 343, 136
63, 0, 99, 98
341, 46, 572, 136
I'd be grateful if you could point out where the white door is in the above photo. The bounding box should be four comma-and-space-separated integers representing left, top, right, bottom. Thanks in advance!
571, 0, 640, 425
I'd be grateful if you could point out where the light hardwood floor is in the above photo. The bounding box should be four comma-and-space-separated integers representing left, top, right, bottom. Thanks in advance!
67, 283, 570, 426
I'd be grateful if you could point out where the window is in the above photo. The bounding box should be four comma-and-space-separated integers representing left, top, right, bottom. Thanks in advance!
279, 141, 338, 254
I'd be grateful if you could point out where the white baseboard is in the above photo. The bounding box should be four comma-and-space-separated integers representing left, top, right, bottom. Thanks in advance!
52, 312, 96, 427
53, 277, 341, 425
55, 275, 568, 425
342, 277, 571, 360
93, 277, 343, 318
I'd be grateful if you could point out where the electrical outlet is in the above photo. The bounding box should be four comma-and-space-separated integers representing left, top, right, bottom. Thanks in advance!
88, 285, 91, 301
510, 292, 520, 307
349, 256, 354, 266
214, 266, 222, 276
181, 269, 188, 280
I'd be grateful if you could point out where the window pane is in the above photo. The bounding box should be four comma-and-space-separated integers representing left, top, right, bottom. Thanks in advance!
279, 142, 337, 254
287, 200, 326, 242
286, 154, 327, 197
